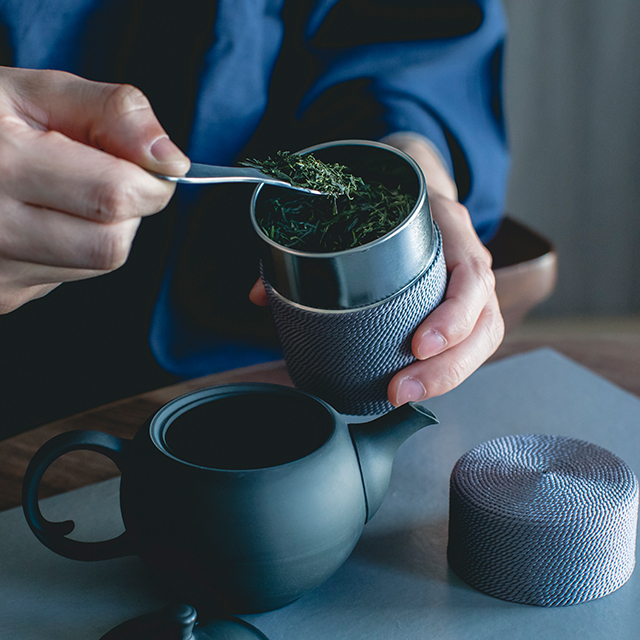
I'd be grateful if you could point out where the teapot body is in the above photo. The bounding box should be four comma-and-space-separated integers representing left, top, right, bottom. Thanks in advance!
119, 385, 366, 613
23, 383, 436, 614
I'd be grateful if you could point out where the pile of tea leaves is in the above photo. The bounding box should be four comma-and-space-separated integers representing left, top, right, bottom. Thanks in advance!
241, 150, 364, 198
243, 151, 416, 253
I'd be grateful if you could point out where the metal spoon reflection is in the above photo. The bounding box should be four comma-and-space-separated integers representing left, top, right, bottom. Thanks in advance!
152, 163, 326, 195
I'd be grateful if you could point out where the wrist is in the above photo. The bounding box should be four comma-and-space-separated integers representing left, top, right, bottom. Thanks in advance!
380, 132, 458, 202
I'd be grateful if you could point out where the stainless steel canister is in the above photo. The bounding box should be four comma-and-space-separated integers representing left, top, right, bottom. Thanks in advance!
251, 140, 447, 415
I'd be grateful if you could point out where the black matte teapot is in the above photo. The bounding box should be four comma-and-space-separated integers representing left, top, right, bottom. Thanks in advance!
23, 383, 437, 612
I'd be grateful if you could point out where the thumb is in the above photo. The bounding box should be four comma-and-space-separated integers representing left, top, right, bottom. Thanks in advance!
249, 278, 269, 306
11, 68, 190, 175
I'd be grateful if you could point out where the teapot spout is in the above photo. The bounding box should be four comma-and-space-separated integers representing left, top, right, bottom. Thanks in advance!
349, 403, 438, 522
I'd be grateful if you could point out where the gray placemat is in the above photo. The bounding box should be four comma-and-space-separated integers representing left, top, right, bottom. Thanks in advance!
1, 348, 639, 639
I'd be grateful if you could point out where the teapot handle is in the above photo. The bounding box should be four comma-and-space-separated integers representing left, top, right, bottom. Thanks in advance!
22, 430, 135, 561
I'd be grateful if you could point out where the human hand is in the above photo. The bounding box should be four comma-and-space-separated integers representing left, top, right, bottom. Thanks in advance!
382, 133, 504, 406
0, 67, 190, 314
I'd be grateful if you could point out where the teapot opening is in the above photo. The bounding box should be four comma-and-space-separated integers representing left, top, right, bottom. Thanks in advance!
161, 391, 334, 470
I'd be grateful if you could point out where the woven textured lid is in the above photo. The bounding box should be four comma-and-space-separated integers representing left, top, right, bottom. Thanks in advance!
447, 434, 639, 606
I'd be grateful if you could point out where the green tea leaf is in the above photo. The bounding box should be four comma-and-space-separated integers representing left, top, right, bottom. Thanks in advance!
241, 150, 363, 198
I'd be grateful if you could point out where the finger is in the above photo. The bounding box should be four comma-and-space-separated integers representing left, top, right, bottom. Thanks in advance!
389, 294, 504, 406
411, 244, 495, 359
8, 68, 190, 175
0, 282, 60, 315
411, 197, 495, 359
0, 200, 141, 272
433, 196, 493, 268
0, 116, 176, 223
0, 259, 101, 288
249, 279, 269, 306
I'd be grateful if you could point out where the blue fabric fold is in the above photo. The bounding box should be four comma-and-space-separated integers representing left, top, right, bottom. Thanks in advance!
0, 0, 509, 379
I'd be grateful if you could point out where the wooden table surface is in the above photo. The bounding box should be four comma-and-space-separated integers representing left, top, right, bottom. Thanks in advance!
1, 333, 638, 513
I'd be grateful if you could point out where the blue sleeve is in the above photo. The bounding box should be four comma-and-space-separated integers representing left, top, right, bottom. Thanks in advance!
294, 0, 509, 241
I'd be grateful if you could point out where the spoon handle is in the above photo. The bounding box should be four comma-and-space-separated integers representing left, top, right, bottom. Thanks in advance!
152, 163, 323, 195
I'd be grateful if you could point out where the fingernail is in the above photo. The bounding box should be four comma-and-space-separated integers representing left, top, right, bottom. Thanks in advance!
150, 136, 189, 167
396, 377, 427, 405
417, 329, 447, 360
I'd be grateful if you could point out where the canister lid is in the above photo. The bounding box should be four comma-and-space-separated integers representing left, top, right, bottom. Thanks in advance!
448, 434, 639, 606
100, 604, 270, 640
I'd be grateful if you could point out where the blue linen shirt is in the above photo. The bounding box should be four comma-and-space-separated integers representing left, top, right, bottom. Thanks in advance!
0, 0, 509, 379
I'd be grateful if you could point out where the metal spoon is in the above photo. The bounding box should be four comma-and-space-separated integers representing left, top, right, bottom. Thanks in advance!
153, 163, 325, 195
